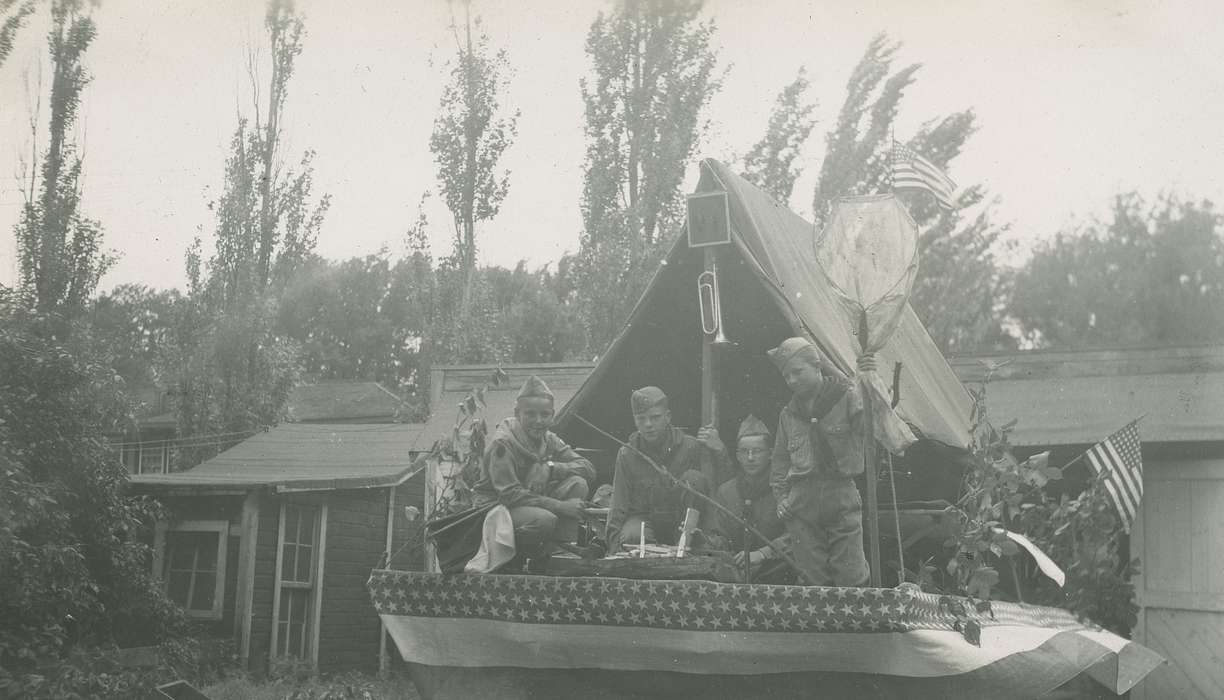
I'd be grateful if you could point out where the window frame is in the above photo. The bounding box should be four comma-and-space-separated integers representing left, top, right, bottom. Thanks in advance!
139, 444, 168, 475
270, 501, 328, 665
153, 520, 229, 620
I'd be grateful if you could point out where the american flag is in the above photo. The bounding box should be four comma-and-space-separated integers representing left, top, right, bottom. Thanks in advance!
1085, 420, 1144, 532
891, 141, 957, 210
369, 569, 1163, 695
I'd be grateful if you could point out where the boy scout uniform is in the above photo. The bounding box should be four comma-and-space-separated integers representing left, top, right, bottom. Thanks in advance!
768, 338, 870, 587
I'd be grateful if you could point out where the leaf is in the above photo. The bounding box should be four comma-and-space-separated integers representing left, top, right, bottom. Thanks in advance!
966, 566, 1000, 599
963, 620, 982, 646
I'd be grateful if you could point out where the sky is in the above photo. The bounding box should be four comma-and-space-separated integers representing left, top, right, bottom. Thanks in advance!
2, 0, 1223, 293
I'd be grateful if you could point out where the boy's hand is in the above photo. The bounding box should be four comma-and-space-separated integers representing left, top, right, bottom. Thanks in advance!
776, 499, 794, 521
856, 353, 878, 373
697, 424, 725, 454
554, 498, 585, 520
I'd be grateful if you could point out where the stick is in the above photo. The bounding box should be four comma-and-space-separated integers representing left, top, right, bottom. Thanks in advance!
572, 412, 817, 585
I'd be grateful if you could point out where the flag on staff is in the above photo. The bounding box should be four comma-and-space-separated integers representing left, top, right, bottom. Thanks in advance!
1084, 420, 1144, 532
891, 141, 957, 210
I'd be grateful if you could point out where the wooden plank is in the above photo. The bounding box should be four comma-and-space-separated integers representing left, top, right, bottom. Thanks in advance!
269, 501, 287, 662
310, 502, 328, 671
1191, 480, 1224, 595
1144, 591, 1224, 613
1147, 459, 1224, 481
1141, 608, 1224, 699
380, 487, 395, 676
1145, 479, 1192, 593
234, 491, 259, 668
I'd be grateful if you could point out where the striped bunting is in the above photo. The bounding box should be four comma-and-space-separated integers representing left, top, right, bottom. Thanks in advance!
1084, 420, 1144, 532
891, 141, 957, 210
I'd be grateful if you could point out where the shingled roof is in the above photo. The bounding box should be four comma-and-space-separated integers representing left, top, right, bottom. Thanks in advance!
129, 423, 428, 493
286, 381, 410, 423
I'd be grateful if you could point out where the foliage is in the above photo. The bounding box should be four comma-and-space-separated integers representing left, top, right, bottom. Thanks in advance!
1011, 192, 1224, 348
13, 0, 111, 321
0, 0, 38, 68
915, 374, 1138, 635
742, 66, 817, 205
576, 0, 724, 355
89, 284, 185, 388
812, 35, 1013, 353
430, 7, 519, 279
276, 253, 431, 414
172, 0, 325, 467
0, 305, 184, 695
205, 669, 420, 700
431, 367, 509, 516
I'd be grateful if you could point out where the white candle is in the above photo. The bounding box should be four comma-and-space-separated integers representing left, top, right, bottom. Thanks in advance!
639, 521, 646, 558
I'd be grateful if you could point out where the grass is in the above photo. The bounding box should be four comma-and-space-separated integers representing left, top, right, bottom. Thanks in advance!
204, 669, 421, 700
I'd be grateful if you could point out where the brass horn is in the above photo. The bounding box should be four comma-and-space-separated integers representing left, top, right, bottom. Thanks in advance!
697, 262, 733, 347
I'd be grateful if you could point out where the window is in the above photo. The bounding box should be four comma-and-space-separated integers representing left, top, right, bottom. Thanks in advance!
272, 503, 326, 661
139, 445, 167, 474
155, 521, 228, 620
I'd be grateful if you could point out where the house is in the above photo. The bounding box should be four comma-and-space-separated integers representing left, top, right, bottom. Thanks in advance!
116, 381, 413, 476
129, 423, 430, 674
128, 368, 590, 673
950, 344, 1224, 700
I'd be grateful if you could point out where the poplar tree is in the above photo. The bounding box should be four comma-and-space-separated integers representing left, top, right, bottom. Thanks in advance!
576, 0, 724, 354
173, 0, 326, 467
814, 34, 1012, 353
742, 67, 817, 206
14, 0, 109, 321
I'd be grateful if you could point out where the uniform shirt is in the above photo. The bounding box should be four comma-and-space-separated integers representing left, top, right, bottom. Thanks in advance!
606, 427, 722, 542
770, 377, 864, 507
472, 418, 595, 510
703, 475, 790, 557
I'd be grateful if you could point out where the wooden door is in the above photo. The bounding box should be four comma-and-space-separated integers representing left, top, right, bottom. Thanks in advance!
1132, 457, 1224, 699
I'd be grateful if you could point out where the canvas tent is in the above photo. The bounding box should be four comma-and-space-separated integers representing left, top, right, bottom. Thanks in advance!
554, 159, 973, 479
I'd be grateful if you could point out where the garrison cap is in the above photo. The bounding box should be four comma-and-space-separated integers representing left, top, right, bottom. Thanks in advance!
516, 375, 554, 402
630, 386, 668, 415
767, 336, 822, 373
737, 414, 772, 441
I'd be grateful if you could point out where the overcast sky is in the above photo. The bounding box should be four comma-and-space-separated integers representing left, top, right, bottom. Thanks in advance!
2, 0, 1223, 293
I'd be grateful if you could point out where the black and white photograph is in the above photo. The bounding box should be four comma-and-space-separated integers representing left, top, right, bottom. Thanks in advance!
1, 1, 1221, 698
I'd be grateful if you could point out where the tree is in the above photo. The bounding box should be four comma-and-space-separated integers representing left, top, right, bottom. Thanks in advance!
430, 3, 519, 289
0, 0, 37, 68
742, 66, 816, 205
13, 0, 110, 321
1, 304, 180, 698
172, 0, 324, 466
576, 0, 724, 354
812, 35, 1012, 353
1011, 193, 1224, 347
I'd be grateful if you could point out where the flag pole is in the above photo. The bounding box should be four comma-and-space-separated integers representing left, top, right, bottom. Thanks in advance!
1055, 414, 1148, 473
859, 310, 883, 588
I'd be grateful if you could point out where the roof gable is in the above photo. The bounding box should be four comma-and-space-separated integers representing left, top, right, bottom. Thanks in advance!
130, 422, 427, 492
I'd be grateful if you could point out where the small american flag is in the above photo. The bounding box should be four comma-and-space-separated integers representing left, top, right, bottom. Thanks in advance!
891, 141, 957, 210
1085, 420, 1144, 532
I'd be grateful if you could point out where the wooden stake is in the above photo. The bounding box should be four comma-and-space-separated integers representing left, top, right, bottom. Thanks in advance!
860, 310, 883, 588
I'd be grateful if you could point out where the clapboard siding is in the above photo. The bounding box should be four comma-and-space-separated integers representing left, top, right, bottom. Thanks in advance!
317, 489, 388, 672
247, 495, 281, 675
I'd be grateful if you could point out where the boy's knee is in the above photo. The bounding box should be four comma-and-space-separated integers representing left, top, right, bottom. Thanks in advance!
515, 508, 558, 535
555, 474, 590, 501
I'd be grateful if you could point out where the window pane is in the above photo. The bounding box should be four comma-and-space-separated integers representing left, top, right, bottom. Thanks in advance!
297, 509, 315, 547
191, 573, 216, 611
281, 543, 296, 582
279, 590, 291, 620
196, 537, 218, 570
290, 588, 308, 622
295, 544, 313, 583
288, 621, 304, 658
166, 571, 191, 606
285, 507, 301, 545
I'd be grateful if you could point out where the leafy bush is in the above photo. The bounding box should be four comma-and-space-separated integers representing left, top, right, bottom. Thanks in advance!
0, 304, 184, 693
914, 376, 1138, 634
